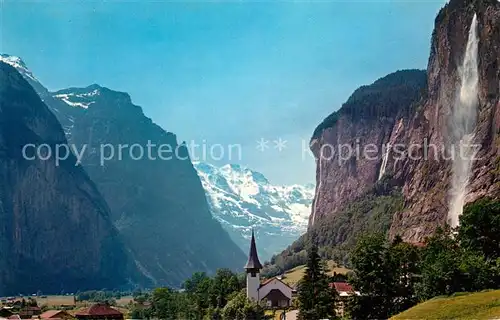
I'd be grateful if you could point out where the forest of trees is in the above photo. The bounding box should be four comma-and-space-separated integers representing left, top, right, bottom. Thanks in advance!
346, 197, 500, 319
129, 269, 266, 319
123, 197, 499, 320
312, 69, 427, 139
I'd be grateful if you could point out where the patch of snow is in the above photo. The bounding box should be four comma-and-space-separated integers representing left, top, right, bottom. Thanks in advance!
0, 54, 40, 82
53, 93, 95, 109
194, 162, 315, 260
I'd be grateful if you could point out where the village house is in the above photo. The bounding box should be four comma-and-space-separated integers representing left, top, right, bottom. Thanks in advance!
0, 307, 13, 318
245, 230, 294, 308
40, 310, 74, 320
330, 282, 360, 317
18, 306, 41, 319
75, 303, 123, 320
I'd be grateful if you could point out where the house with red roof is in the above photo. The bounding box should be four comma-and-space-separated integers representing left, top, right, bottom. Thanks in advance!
330, 282, 359, 297
40, 310, 74, 319
75, 303, 123, 320
329, 282, 360, 317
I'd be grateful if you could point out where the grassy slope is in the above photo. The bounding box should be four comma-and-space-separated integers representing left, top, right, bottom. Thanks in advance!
280, 261, 350, 286
391, 290, 500, 320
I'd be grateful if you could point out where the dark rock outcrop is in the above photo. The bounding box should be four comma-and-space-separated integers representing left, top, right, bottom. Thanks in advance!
0, 62, 131, 295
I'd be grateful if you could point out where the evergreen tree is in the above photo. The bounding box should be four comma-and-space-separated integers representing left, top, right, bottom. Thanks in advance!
390, 237, 421, 313
348, 233, 393, 319
297, 241, 337, 320
348, 233, 421, 319
211, 269, 241, 308
416, 226, 463, 300
184, 272, 214, 317
458, 197, 500, 260
150, 287, 179, 319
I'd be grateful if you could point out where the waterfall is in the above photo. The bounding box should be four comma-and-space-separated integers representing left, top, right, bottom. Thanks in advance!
448, 13, 480, 228
311, 157, 322, 226
378, 144, 390, 181
379, 119, 403, 181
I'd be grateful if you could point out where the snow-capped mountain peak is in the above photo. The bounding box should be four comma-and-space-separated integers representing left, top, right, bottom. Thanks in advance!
0, 54, 100, 111
0, 54, 28, 69
0, 54, 39, 83
194, 162, 314, 260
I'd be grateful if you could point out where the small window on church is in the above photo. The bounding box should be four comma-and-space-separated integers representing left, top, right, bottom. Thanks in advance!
251, 272, 256, 277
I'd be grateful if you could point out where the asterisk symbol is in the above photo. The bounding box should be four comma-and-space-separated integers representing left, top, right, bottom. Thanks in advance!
256, 138, 269, 152
273, 138, 288, 151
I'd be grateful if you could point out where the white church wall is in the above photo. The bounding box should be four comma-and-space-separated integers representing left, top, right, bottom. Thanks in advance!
258, 279, 293, 301
247, 272, 260, 301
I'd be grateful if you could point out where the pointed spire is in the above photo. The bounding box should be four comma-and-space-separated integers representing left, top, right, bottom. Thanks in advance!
245, 229, 263, 270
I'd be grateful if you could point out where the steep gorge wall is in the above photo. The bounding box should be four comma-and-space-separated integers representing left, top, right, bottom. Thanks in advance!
0, 62, 133, 295
391, 0, 500, 241
310, 70, 427, 225
47, 86, 245, 287
310, 0, 500, 244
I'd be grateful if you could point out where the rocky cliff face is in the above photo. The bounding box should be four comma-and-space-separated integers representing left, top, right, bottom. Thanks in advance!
311, 0, 500, 243
390, 0, 500, 241
310, 70, 427, 225
0, 62, 131, 295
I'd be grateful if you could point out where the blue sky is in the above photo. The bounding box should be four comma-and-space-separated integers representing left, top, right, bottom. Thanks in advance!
1, 1, 445, 184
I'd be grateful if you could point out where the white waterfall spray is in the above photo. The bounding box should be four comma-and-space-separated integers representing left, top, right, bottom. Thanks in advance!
448, 13, 480, 228
378, 145, 390, 181
311, 156, 322, 226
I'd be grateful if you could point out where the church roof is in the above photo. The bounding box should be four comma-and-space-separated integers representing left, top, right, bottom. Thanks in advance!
245, 230, 263, 270
259, 277, 294, 290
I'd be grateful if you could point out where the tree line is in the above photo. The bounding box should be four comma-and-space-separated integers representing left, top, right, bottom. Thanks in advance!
345, 197, 500, 319
126, 197, 499, 320
129, 269, 266, 319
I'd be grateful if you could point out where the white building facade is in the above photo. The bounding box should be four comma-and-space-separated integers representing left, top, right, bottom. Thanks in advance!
245, 231, 293, 307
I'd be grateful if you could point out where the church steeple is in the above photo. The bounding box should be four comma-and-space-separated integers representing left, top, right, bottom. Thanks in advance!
245, 229, 262, 302
245, 229, 262, 271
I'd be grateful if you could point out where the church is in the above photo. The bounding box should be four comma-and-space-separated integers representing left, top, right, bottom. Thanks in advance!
245, 231, 293, 308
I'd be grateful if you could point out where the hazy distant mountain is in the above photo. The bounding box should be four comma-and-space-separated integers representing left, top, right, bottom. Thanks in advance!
1, 54, 245, 287
194, 162, 314, 260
